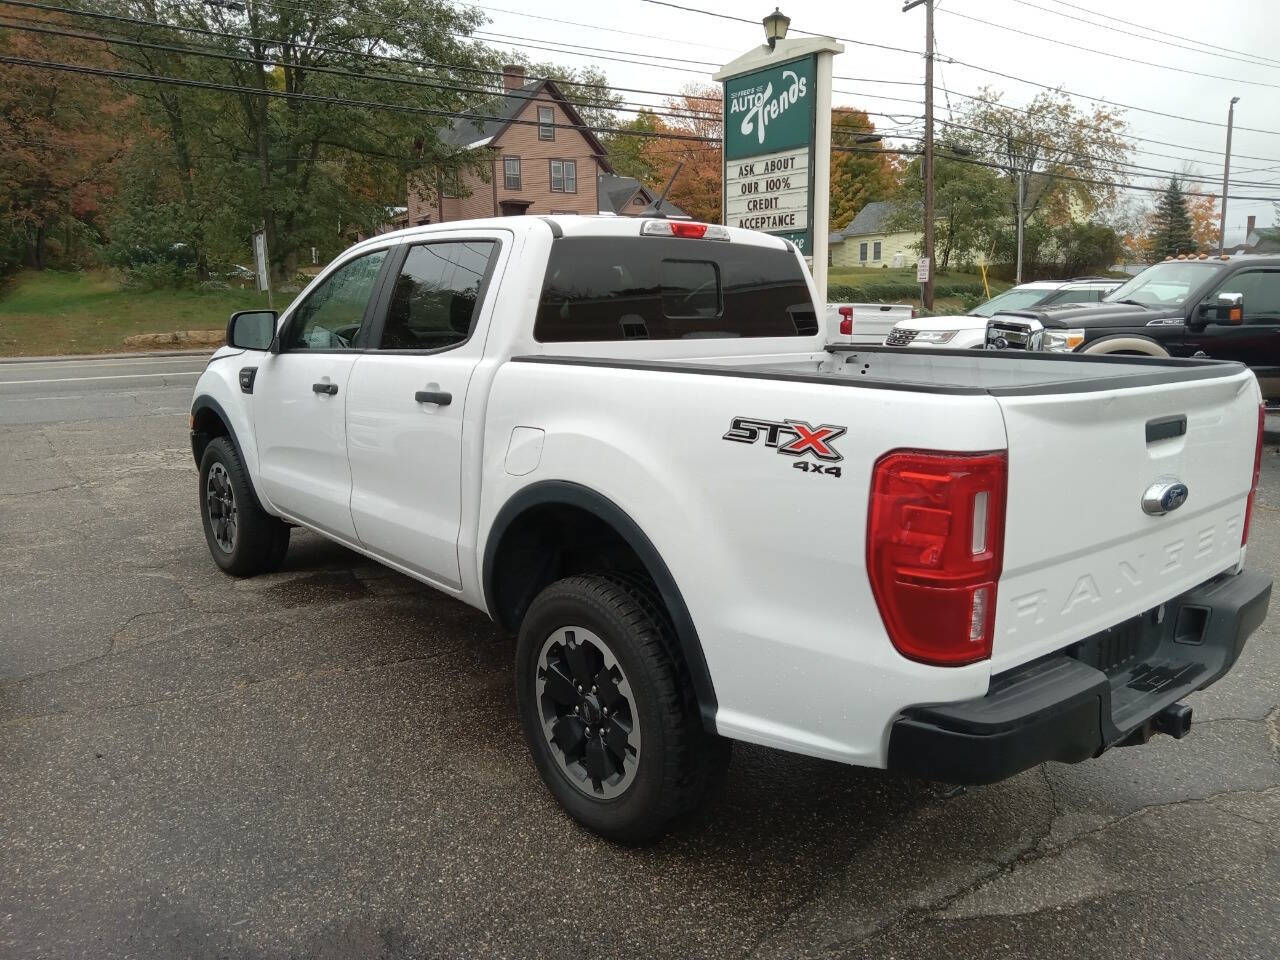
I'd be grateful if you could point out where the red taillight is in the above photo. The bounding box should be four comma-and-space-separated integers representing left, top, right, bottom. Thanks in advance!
1243, 404, 1265, 546
867, 449, 1008, 666
838, 305, 853, 336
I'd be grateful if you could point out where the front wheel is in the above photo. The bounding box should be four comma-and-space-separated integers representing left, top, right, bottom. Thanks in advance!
198, 437, 290, 576
515, 574, 729, 843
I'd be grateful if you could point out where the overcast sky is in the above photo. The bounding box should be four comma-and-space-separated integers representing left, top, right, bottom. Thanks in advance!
477, 0, 1280, 243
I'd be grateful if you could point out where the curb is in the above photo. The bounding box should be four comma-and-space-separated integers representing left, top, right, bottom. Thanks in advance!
0, 348, 215, 364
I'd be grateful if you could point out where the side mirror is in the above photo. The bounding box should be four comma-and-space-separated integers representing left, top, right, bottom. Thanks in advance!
1196, 292, 1244, 326
226, 309, 277, 350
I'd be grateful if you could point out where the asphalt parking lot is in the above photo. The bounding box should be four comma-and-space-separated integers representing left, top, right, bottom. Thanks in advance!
1, 361, 1278, 959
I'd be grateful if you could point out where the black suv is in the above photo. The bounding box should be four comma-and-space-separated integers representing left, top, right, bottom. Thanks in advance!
985, 255, 1280, 396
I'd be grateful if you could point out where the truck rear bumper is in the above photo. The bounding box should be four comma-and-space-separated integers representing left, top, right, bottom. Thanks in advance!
886, 569, 1271, 785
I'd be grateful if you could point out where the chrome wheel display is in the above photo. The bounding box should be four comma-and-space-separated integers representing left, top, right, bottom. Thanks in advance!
535, 626, 642, 800
205, 462, 237, 553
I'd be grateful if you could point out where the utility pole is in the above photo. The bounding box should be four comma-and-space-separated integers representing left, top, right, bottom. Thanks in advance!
903, 0, 934, 310
1015, 171, 1024, 284
1218, 96, 1240, 256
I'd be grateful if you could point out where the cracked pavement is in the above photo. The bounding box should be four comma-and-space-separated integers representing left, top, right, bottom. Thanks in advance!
1, 398, 1278, 959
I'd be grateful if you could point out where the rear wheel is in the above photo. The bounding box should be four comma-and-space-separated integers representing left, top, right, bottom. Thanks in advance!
515, 574, 729, 843
199, 437, 290, 576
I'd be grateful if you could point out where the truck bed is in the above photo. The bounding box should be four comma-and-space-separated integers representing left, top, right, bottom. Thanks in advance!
518, 344, 1249, 396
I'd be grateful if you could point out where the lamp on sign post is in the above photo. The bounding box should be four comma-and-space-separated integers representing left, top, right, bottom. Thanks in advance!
763, 8, 790, 48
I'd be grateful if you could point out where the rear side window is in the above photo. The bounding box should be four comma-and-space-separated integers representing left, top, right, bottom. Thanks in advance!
379, 240, 498, 351
535, 236, 817, 341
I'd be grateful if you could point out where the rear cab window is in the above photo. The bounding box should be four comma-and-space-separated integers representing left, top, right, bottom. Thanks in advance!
534, 236, 817, 342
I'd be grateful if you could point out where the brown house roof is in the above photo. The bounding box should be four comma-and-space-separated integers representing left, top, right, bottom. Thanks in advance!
439, 78, 613, 172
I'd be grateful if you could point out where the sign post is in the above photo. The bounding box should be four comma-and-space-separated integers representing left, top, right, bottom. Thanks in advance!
714, 32, 843, 300
252, 227, 273, 310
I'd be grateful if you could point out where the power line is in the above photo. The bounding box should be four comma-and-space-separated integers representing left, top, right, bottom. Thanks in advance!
12, 0, 1279, 183
1001, 0, 1280, 70
0, 52, 722, 142
9, 48, 1280, 204
940, 7, 1280, 91
835, 145, 1280, 201
0, 17, 724, 126
0, 0, 717, 105
944, 56, 1280, 137
637, 0, 924, 57
1032, 0, 1280, 69
634, 0, 1280, 138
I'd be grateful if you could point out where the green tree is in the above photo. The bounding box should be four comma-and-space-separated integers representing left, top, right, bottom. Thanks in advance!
100, 0, 490, 282
1149, 179, 1196, 259
890, 147, 1005, 270
1055, 221, 1125, 275
960, 88, 1131, 241
604, 111, 662, 184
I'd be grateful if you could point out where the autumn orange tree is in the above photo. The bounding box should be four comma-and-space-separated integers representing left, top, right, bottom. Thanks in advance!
634, 84, 722, 223
829, 107, 900, 230
1186, 191, 1220, 252
0, 20, 125, 271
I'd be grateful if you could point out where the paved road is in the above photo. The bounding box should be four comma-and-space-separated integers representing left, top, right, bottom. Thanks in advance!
0, 354, 208, 425
0, 386, 1277, 959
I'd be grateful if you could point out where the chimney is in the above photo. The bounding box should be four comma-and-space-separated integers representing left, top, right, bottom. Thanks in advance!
502, 65, 526, 92
1247, 214, 1257, 237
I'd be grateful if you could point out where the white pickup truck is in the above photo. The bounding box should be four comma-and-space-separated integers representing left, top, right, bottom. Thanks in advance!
827, 301, 916, 345
190, 216, 1270, 842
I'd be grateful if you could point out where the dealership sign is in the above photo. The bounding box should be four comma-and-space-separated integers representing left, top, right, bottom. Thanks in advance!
722, 56, 817, 254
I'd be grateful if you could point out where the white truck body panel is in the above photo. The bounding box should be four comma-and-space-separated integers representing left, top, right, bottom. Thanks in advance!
193, 216, 1264, 774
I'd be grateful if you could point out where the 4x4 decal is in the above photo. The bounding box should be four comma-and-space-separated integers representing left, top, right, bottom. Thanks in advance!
723, 417, 847, 463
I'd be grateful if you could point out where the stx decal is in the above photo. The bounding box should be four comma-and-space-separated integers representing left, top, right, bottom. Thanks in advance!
722, 417, 847, 463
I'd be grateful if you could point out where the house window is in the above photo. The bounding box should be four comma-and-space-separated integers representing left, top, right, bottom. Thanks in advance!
859, 242, 868, 262
550, 159, 577, 194
503, 156, 521, 190
873, 240, 882, 261
440, 168, 462, 199
538, 106, 554, 141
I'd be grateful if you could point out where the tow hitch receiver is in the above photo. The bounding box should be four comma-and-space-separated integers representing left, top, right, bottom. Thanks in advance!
1152, 702, 1192, 739
1119, 702, 1193, 747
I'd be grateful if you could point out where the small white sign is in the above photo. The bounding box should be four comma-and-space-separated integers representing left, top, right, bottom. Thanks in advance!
252, 230, 269, 292
916, 257, 930, 284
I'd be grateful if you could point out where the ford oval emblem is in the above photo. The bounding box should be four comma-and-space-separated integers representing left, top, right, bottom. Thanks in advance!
1141, 478, 1189, 516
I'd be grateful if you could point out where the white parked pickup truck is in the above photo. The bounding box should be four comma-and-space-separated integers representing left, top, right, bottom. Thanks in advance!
827, 301, 916, 346
190, 216, 1271, 842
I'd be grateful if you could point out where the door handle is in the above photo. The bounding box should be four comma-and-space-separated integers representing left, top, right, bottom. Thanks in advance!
312, 382, 338, 395
415, 390, 452, 406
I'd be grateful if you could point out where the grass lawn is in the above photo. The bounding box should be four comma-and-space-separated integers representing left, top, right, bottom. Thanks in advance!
0, 270, 295, 357
827, 266, 1010, 313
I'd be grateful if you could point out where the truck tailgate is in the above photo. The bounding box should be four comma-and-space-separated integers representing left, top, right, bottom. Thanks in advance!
991, 371, 1260, 673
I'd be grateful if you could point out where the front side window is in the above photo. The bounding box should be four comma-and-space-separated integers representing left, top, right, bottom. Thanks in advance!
538, 106, 554, 141
282, 249, 387, 350
535, 236, 816, 341
1209, 270, 1280, 320
1044, 288, 1098, 305
503, 156, 521, 190
379, 241, 498, 351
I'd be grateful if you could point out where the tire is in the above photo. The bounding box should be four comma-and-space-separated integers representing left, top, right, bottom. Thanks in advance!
515, 574, 729, 844
198, 436, 290, 577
